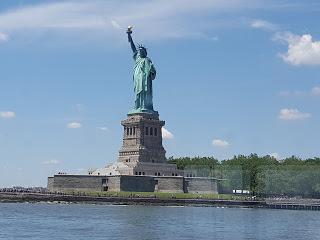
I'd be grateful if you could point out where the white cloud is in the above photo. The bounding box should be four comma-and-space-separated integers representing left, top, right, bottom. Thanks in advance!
0, 2, 106, 30
252, 21, 320, 66
0, 111, 15, 119
212, 139, 230, 147
311, 86, 320, 96
279, 90, 305, 97
162, 127, 174, 139
280, 87, 320, 97
0, 32, 9, 42
98, 127, 108, 131
67, 122, 82, 128
111, 20, 121, 29
275, 32, 320, 66
42, 159, 60, 165
251, 19, 277, 31
278, 108, 311, 120
0, 0, 265, 42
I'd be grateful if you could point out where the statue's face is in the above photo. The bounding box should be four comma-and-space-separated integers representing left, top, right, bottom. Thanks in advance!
138, 48, 147, 58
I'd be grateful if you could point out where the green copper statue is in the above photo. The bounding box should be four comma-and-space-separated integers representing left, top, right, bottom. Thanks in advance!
127, 26, 157, 115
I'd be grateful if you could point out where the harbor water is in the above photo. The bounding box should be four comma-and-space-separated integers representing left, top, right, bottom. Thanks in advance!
0, 203, 319, 240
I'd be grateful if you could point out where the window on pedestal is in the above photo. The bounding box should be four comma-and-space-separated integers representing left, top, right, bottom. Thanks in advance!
150, 127, 153, 136
126, 127, 130, 136
155, 128, 158, 136
145, 127, 149, 135
133, 127, 136, 135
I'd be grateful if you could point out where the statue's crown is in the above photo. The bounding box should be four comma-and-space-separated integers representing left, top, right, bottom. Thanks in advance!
138, 44, 147, 50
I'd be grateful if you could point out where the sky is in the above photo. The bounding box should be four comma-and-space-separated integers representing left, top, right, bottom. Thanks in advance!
0, 0, 320, 187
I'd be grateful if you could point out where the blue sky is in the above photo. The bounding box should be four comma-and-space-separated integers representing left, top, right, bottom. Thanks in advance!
0, 0, 320, 187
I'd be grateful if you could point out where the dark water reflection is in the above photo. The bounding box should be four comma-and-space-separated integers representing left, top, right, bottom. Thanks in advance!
0, 203, 319, 240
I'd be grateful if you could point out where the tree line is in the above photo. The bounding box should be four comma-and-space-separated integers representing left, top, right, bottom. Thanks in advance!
168, 154, 320, 198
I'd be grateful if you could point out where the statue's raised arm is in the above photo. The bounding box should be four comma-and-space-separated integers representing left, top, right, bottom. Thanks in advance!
127, 26, 137, 54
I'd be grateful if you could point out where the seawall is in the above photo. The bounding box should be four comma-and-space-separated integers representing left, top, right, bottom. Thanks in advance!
1, 192, 320, 211
0, 192, 263, 208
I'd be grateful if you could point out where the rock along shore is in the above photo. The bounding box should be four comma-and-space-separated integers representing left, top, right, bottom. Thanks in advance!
1, 192, 320, 210
0, 192, 264, 208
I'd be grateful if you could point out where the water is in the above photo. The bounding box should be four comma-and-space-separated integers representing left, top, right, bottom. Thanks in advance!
0, 203, 319, 240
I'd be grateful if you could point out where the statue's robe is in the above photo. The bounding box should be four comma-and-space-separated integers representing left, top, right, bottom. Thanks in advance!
133, 54, 156, 111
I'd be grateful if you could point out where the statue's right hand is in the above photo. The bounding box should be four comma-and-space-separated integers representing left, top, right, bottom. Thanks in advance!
127, 26, 133, 34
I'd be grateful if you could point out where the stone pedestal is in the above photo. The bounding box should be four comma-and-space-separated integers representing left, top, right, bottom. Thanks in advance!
118, 113, 167, 165
48, 112, 221, 193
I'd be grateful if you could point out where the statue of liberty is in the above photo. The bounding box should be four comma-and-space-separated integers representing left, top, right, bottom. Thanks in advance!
126, 26, 157, 115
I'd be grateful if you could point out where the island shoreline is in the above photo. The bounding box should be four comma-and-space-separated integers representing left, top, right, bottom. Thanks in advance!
1, 192, 319, 211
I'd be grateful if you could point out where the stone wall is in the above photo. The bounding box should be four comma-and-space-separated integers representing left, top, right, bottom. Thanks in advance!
49, 175, 106, 192
120, 176, 155, 192
47, 177, 54, 191
185, 177, 218, 194
48, 175, 156, 193
156, 177, 184, 193
48, 175, 220, 194
107, 176, 121, 192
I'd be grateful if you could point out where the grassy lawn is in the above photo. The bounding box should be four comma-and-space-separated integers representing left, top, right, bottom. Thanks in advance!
63, 190, 253, 201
